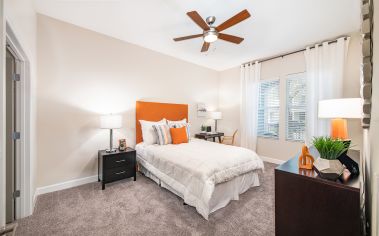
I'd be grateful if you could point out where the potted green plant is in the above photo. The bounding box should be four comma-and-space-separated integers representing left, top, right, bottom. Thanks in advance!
312, 137, 349, 180
201, 125, 206, 132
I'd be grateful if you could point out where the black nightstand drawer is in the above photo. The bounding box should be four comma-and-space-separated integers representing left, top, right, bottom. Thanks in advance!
98, 148, 136, 190
104, 153, 135, 169
104, 166, 134, 183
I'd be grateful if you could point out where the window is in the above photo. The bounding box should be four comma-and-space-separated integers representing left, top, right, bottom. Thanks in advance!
286, 73, 307, 141
257, 79, 280, 138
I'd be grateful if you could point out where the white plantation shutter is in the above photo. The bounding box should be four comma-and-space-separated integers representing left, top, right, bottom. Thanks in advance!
257, 79, 280, 138
286, 73, 307, 141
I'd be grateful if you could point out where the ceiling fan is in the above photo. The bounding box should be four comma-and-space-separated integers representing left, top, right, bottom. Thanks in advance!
173, 9, 251, 52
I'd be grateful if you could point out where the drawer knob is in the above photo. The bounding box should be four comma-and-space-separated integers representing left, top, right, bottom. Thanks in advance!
115, 160, 126, 163
115, 171, 126, 175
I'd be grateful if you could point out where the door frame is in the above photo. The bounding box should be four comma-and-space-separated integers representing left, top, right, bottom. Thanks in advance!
0, 0, 6, 228
6, 41, 21, 222
4, 22, 32, 220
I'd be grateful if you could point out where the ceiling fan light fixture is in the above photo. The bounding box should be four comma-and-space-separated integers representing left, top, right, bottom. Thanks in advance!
203, 28, 218, 43
204, 34, 218, 43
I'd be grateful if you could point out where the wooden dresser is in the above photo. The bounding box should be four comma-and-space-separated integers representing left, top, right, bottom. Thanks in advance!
275, 150, 361, 236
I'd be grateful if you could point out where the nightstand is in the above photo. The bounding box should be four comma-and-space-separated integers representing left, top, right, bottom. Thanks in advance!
195, 132, 224, 142
98, 148, 136, 190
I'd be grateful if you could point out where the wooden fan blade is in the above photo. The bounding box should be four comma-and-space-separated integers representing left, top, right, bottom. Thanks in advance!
201, 42, 210, 52
187, 11, 210, 30
216, 9, 251, 32
218, 33, 244, 44
173, 34, 203, 41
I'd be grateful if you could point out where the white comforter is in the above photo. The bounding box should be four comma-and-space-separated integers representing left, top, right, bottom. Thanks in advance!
136, 138, 264, 219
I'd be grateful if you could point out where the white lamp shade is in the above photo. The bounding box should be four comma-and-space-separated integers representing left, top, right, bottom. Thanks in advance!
207, 111, 222, 120
100, 114, 122, 129
318, 98, 362, 119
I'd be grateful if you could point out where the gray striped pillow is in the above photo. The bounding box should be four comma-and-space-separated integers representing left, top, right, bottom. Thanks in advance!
152, 124, 172, 145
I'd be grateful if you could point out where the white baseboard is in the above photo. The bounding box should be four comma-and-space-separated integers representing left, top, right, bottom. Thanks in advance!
32, 192, 37, 212
34, 175, 98, 198
260, 155, 285, 165
375, 173, 379, 236
32, 157, 283, 202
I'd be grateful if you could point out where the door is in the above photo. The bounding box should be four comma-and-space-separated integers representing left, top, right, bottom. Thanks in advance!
5, 47, 20, 223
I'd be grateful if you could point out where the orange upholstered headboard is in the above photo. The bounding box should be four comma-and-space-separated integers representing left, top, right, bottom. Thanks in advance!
136, 101, 188, 144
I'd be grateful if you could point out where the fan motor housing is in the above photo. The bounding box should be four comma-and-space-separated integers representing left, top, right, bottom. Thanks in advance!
206, 16, 216, 25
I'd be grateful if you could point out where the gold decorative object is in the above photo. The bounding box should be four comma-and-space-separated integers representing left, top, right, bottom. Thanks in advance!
118, 139, 127, 151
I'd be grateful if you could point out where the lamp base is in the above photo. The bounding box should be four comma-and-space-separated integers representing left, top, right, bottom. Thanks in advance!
106, 129, 116, 153
105, 148, 117, 153
330, 118, 348, 140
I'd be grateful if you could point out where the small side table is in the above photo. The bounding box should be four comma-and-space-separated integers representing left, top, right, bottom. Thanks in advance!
195, 132, 224, 142
98, 148, 136, 190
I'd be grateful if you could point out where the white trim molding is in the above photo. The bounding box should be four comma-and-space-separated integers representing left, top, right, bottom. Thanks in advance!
34, 175, 98, 200
5, 22, 33, 219
0, 0, 6, 228
375, 172, 379, 236
260, 155, 285, 165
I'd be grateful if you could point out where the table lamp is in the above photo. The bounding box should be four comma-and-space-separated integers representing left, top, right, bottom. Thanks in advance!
100, 114, 122, 152
318, 98, 362, 140
207, 111, 222, 132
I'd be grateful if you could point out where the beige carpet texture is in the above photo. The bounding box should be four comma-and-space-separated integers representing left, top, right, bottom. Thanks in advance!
16, 162, 276, 236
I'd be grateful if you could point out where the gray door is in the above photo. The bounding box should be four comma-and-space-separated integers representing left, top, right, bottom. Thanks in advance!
5, 47, 19, 223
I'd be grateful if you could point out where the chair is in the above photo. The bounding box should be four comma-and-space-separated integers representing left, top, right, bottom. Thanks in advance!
221, 130, 238, 146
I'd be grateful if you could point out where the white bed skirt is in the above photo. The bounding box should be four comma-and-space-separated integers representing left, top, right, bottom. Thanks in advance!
138, 159, 260, 219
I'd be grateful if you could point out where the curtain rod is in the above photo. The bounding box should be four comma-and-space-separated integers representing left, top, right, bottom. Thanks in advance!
242, 36, 349, 66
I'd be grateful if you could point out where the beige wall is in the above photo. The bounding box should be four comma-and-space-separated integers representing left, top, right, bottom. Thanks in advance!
218, 32, 363, 161
36, 15, 219, 188
218, 67, 241, 145
344, 33, 363, 151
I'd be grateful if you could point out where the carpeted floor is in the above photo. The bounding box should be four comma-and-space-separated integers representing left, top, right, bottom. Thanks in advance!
16, 162, 276, 236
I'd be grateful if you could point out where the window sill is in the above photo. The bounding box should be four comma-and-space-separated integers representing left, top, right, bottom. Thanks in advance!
257, 136, 279, 140
285, 139, 305, 143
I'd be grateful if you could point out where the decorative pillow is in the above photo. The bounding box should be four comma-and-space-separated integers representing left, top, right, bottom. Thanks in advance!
152, 124, 172, 145
170, 127, 188, 144
167, 118, 187, 126
139, 119, 166, 145
171, 123, 191, 140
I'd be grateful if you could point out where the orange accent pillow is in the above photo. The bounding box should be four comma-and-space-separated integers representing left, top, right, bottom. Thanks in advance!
170, 127, 188, 144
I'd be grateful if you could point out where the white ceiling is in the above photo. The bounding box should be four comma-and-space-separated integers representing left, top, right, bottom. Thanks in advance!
34, 0, 361, 71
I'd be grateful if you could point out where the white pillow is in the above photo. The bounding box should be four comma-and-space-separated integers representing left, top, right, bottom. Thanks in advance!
139, 119, 166, 145
167, 118, 187, 126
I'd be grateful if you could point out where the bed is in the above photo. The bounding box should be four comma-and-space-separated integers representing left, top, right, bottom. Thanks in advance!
135, 101, 264, 219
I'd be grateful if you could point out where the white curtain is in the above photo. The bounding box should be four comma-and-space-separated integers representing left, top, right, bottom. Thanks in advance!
240, 61, 261, 151
304, 37, 350, 144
